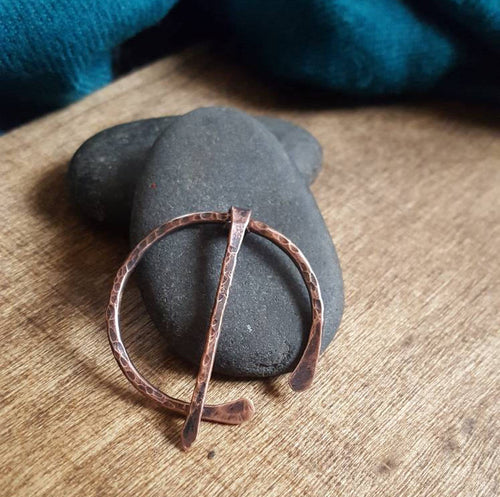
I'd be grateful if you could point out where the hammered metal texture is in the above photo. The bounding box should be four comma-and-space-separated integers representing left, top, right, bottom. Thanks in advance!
182, 207, 252, 449
106, 207, 324, 447
248, 219, 324, 392
106, 211, 253, 425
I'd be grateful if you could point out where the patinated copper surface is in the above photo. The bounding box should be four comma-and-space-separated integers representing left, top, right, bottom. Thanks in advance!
248, 219, 324, 392
106, 206, 324, 449
106, 210, 253, 425
181, 207, 252, 449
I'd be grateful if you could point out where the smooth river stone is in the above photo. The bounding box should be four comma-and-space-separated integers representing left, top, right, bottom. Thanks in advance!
130, 107, 343, 377
67, 114, 322, 226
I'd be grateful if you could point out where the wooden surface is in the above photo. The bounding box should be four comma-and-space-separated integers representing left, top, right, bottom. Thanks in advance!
1, 48, 499, 497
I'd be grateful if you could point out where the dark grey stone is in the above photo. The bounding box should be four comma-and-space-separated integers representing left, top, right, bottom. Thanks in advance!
256, 115, 322, 182
130, 107, 343, 378
67, 114, 322, 226
68, 118, 175, 226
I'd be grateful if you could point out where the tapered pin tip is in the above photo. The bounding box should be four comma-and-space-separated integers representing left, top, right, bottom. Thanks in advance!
181, 418, 198, 451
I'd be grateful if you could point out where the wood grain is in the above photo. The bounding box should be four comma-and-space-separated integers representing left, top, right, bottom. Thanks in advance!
1, 47, 499, 497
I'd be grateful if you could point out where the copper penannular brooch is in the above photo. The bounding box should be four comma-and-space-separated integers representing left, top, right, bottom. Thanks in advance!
106, 206, 324, 450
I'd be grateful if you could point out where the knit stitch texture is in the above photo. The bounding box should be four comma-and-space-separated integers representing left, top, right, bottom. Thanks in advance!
0, 0, 499, 128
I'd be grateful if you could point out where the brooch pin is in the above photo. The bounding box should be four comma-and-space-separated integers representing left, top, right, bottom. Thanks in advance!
106, 206, 324, 449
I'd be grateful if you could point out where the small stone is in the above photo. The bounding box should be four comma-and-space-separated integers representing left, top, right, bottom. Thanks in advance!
256, 115, 322, 182
207, 450, 216, 459
68, 118, 173, 225
130, 107, 343, 378
67, 114, 322, 226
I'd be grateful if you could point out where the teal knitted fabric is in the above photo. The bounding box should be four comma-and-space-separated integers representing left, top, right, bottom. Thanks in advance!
0, 0, 499, 129
0, 0, 177, 108
212, 0, 459, 94
210, 0, 499, 96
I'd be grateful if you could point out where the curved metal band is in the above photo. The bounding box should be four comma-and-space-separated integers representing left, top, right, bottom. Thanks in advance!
106, 208, 324, 430
248, 219, 324, 391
